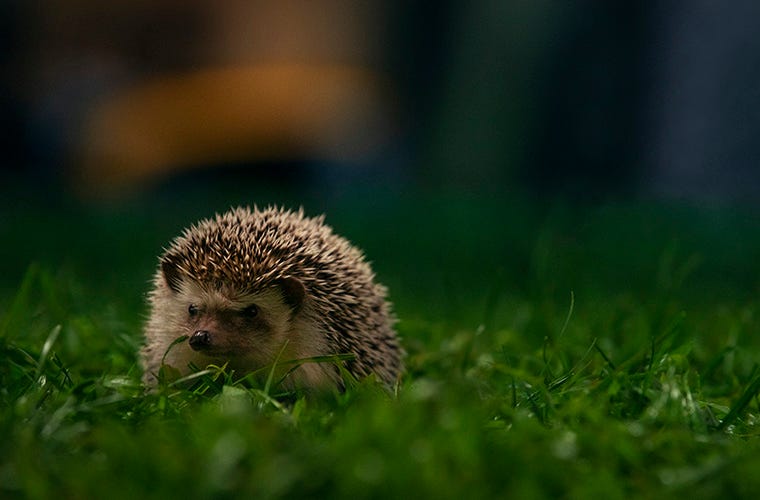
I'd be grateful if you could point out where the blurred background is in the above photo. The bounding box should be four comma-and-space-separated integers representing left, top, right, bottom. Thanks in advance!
2, 0, 759, 202
1, 1, 759, 321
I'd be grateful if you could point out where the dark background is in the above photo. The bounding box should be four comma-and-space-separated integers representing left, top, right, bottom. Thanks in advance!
2, 1, 759, 204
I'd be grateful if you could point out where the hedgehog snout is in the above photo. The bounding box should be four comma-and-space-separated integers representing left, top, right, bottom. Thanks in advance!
189, 330, 212, 351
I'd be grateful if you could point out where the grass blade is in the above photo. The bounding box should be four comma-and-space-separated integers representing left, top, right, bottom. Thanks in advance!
717, 371, 760, 431
35, 324, 62, 381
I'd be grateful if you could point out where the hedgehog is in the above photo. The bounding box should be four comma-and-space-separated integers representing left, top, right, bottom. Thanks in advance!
141, 206, 403, 391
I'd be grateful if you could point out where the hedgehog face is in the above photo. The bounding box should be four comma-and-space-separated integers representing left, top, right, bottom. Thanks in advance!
160, 259, 306, 369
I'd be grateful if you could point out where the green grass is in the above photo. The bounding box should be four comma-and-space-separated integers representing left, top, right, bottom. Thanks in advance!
2, 189, 760, 499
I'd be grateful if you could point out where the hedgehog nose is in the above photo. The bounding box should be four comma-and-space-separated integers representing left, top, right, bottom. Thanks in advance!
189, 330, 212, 350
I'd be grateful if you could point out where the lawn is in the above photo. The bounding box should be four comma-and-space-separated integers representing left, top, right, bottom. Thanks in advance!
2, 184, 760, 499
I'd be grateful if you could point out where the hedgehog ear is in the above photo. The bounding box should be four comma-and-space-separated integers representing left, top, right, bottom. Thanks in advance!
161, 258, 183, 294
277, 277, 305, 314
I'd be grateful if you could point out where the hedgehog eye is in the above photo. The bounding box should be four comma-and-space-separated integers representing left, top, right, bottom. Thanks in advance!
241, 305, 258, 318
188, 304, 199, 316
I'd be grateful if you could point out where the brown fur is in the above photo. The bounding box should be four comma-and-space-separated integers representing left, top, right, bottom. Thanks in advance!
141, 206, 403, 390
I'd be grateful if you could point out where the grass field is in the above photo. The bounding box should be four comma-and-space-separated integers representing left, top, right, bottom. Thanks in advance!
2, 184, 760, 498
